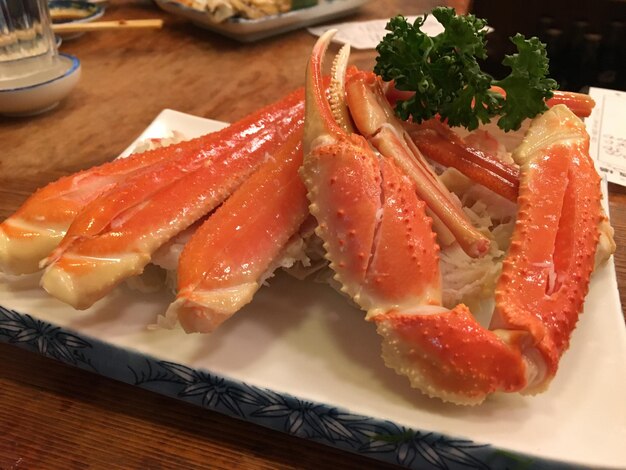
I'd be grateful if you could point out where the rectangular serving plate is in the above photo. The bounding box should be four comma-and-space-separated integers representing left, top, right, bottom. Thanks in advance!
1, 109, 626, 470
154, 0, 369, 42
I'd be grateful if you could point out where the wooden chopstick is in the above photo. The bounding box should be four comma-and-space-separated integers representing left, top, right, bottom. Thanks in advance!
52, 19, 163, 34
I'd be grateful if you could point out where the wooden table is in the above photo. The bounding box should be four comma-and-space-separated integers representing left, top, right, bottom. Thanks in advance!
0, 1, 623, 468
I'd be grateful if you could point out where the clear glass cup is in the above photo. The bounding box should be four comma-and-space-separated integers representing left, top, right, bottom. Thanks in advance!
0, 0, 59, 87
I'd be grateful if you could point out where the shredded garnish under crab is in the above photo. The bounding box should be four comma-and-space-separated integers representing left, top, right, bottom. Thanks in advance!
438, 166, 517, 312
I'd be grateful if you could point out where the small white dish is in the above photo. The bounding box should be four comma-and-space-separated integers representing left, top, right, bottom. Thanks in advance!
0, 53, 81, 117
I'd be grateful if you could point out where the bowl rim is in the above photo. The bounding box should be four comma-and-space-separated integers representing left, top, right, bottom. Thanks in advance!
0, 53, 81, 93
49, 0, 105, 23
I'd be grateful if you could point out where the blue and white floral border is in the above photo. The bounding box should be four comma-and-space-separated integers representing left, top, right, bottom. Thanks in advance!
0, 305, 584, 470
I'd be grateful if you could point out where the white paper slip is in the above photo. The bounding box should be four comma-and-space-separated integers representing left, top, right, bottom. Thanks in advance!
307, 15, 445, 50
586, 87, 626, 186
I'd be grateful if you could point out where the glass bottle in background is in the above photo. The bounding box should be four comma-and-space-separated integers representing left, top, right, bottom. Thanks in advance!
598, 21, 625, 90
0, 0, 59, 87
564, 20, 588, 91
544, 27, 565, 88
580, 33, 601, 90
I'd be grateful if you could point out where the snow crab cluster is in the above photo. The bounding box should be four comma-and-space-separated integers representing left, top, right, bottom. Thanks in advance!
0, 31, 615, 405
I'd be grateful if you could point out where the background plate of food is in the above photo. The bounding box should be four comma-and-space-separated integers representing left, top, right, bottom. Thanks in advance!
154, 0, 369, 42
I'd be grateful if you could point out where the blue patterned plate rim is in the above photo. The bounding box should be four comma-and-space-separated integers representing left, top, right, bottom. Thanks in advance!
0, 303, 590, 470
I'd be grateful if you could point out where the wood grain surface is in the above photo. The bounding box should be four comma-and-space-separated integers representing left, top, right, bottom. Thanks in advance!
0, 1, 623, 469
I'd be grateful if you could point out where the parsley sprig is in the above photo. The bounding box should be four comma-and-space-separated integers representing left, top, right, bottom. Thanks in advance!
374, 8, 558, 131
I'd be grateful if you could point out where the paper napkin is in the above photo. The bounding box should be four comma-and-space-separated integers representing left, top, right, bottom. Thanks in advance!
307, 15, 445, 50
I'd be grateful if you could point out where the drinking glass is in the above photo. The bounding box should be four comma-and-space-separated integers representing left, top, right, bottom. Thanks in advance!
0, 0, 59, 87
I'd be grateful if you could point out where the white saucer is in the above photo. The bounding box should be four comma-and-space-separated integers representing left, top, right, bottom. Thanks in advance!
0, 54, 81, 117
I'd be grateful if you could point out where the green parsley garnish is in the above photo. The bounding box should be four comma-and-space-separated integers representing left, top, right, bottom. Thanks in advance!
373, 7, 558, 131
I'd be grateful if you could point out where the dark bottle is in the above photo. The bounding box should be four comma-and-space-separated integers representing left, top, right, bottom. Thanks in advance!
561, 20, 588, 91
536, 16, 554, 41
545, 27, 566, 88
580, 33, 601, 90
597, 21, 625, 90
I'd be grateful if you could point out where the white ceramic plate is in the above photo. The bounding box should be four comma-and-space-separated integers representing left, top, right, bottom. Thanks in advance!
154, 0, 369, 42
1, 109, 625, 469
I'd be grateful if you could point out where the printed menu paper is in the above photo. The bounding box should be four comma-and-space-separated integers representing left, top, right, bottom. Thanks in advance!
586, 87, 626, 187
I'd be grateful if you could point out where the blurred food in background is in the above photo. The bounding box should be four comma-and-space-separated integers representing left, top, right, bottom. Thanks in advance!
172, 0, 318, 22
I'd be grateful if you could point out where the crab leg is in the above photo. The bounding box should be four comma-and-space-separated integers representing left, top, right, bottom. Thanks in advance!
490, 85, 596, 118
385, 84, 594, 202
0, 88, 305, 275
366, 82, 595, 204
0, 143, 184, 275
165, 128, 308, 333
41, 92, 305, 309
403, 119, 520, 201
305, 31, 604, 404
386, 83, 596, 118
375, 105, 602, 403
546, 92, 595, 118
490, 104, 602, 391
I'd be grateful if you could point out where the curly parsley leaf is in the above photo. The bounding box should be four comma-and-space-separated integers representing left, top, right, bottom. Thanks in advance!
373, 8, 558, 132
494, 34, 558, 131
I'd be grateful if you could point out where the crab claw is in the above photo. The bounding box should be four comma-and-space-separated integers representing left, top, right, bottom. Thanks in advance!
491, 104, 603, 393
343, 70, 490, 258
301, 29, 442, 314
303, 30, 606, 404
373, 105, 603, 403
305, 35, 489, 257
